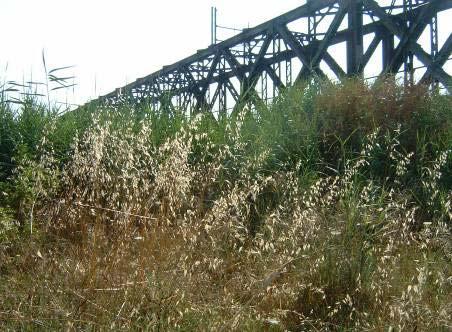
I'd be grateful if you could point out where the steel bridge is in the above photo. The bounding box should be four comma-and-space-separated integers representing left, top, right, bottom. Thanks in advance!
97, 0, 452, 115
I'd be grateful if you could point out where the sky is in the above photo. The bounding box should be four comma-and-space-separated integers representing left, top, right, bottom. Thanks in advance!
0, 1, 450, 107
0, 0, 306, 106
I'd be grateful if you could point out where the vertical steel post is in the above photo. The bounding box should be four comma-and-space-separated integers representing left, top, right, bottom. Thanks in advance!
308, 4, 317, 41
403, 0, 414, 85
221, 82, 227, 116
211, 7, 213, 45
430, 14, 439, 89
261, 72, 268, 103
347, 0, 364, 75
218, 58, 226, 116
382, 29, 395, 71
286, 59, 292, 87
273, 37, 280, 98
211, 7, 217, 45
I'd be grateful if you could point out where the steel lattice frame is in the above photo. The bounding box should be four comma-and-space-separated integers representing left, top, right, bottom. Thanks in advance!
96, 0, 452, 114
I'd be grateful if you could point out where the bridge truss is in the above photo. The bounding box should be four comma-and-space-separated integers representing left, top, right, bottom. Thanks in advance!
98, 0, 452, 115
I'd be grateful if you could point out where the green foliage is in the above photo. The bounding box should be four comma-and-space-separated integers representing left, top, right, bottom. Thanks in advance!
0, 77, 450, 330
0, 103, 18, 182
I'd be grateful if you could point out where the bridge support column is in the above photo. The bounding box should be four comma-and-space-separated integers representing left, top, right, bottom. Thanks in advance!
347, 0, 364, 75
382, 29, 395, 72
430, 14, 439, 90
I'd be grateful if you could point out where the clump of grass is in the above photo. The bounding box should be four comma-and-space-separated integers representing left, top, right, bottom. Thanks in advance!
0, 79, 451, 330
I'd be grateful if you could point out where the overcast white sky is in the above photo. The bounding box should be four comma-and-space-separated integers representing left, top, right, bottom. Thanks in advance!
0, 0, 450, 107
0, 0, 306, 106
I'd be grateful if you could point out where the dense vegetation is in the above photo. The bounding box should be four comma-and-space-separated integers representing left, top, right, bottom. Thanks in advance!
0, 78, 451, 330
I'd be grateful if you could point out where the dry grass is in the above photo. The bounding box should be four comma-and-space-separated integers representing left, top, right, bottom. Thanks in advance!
0, 80, 451, 331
